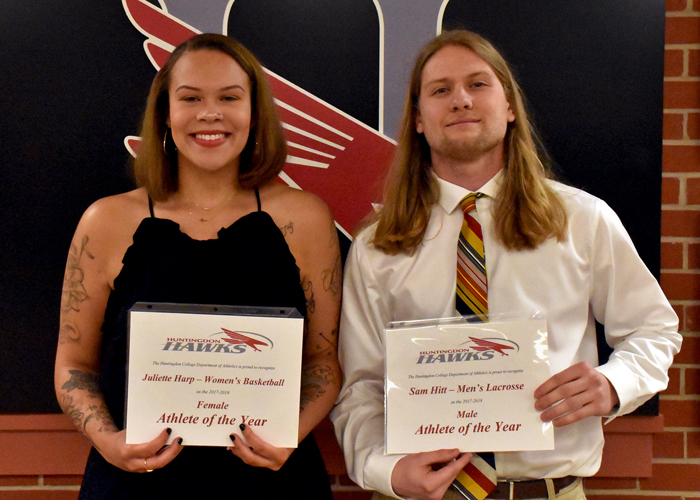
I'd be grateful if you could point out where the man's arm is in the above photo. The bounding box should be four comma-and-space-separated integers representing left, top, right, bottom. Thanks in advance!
535, 200, 681, 426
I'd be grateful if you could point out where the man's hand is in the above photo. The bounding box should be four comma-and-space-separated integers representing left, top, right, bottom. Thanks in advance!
534, 361, 619, 426
391, 449, 472, 500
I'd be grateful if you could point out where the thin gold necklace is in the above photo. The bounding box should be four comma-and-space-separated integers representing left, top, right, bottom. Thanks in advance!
180, 194, 234, 223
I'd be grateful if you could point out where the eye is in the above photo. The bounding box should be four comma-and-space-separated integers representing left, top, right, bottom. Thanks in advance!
181, 96, 200, 102
221, 95, 240, 102
432, 87, 449, 96
471, 82, 487, 88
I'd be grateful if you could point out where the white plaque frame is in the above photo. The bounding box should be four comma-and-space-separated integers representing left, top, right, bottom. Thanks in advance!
126, 302, 303, 448
385, 316, 554, 454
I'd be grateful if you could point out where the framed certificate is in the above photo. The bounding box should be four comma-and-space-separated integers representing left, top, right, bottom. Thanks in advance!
126, 302, 303, 448
385, 317, 554, 454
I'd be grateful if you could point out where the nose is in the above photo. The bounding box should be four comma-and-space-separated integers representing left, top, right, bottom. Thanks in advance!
196, 110, 223, 121
451, 86, 473, 110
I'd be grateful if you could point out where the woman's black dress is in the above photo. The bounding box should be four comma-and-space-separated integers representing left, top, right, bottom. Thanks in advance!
79, 193, 332, 499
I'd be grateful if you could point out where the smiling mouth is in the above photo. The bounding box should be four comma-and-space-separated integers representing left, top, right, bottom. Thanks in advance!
194, 133, 228, 141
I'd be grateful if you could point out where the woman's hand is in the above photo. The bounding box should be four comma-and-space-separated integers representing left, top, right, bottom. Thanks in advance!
227, 424, 294, 471
95, 427, 185, 473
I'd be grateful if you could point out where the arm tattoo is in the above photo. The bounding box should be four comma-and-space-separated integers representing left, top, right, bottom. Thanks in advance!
279, 221, 294, 237
59, 370, 117, 446
62, 370, 101, 397
59, 393, 85, 430
58, 322, 82, 344
321, 254, 342, 297
319, 328, 338, 351
61, 235, 94, 314
59, 235, 94, 344
300, 364, 333, 412
302, 279, 316, 314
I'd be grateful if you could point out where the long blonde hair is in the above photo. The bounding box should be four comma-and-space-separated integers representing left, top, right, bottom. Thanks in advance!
371, 30, 567, 254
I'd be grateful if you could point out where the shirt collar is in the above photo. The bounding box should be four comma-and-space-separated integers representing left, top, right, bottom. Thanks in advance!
436, 169, 503, 214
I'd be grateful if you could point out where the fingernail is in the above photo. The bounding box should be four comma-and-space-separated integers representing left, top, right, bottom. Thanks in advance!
166, 428, 172, 435
177, 438, 183, 445
239, 424, 246, 431
230, 434, 235, 442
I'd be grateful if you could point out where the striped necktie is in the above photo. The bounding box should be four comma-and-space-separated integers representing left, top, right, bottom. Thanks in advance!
452, 193, 497, 500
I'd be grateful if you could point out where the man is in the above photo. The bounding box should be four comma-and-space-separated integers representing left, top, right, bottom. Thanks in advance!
330, 30, 681, 500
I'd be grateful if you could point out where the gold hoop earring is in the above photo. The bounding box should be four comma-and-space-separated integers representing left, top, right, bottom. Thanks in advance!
163, 128, 176, 155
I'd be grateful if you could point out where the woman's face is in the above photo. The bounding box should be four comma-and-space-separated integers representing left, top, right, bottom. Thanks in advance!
167, 49, 252, 177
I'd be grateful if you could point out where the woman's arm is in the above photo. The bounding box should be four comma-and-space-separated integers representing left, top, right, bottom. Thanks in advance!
54, 194, 183, 472
229, 187, 342, 470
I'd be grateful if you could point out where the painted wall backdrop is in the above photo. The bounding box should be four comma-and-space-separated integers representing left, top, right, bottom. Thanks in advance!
0, 0, 664, 414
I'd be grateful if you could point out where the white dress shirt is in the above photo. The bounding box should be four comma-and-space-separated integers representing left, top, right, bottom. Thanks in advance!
331, 173, 681, 498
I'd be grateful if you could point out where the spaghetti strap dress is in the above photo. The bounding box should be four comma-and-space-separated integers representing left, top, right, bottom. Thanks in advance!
79, 189, 332, 499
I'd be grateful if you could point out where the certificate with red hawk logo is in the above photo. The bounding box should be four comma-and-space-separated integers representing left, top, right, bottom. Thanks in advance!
126, 303, 303, 447
384, 317, 554, 454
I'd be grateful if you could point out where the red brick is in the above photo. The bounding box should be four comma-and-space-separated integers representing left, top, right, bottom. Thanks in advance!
640, 462, 700, 490
674, 333, 700, 362
664, 111, 685, 139
689, 430, 700, 457
0, 476, 40, 486
661, 241, 683, 269
43, 475, 83, 486
665, 49, 685, 78
666, 16, 700, 44
664, 81, 700, 109
663, 145, 700, 173
689, 242, 700, 269
688, 177, 700, 204
659, 398, 700, 427
689, 113, 700, 141
582, 477, 636, 489
676, 306, 700, 332
661, 209, 700, 237
690, 49, 700, 77
662, 176, 681, 205
663, 366, 682, 395
686, 367, 700, 394
653, 429, 684, 457
0, 492, 79, 500
667, 0, 687, 11
660, 271, 700, 300
673, 303, 684, 330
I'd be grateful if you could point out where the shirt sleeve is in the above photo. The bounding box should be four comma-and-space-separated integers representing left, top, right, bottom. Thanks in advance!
330, 237, 404, 497
589, 200, 682, 416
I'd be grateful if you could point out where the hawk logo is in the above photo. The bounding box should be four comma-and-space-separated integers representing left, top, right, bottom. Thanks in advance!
466, 337, 518, 356
122, 0, 395, 239
416, 336, 520, 364
220, 327, 270, 352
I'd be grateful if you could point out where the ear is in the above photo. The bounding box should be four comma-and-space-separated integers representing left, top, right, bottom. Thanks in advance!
415, 110, 423, 134
506, 102, 515, 123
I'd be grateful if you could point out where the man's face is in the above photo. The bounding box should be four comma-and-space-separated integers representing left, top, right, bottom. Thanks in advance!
416, 45, 515, 168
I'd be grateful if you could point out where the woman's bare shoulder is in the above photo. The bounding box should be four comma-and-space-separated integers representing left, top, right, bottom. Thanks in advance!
80, 189, 149, 230
75, 188, 150, 253
260, 184, 333, 227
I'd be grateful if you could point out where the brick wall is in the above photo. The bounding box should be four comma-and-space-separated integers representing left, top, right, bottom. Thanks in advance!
582, 1, 700, 498
0, 3, 697, 499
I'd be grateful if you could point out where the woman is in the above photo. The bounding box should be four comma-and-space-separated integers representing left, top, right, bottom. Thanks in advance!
55, 34, 341, 499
